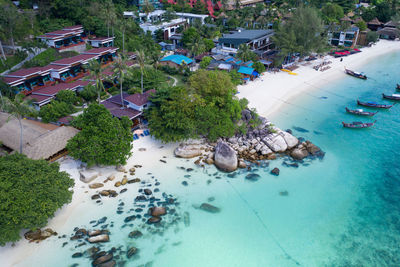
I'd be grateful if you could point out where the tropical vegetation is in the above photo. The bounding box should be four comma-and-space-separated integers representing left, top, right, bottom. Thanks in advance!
0, 153, 74, 246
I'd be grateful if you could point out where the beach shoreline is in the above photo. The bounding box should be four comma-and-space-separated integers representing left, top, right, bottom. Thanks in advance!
1, 40, 400, 267
237, 40, 400, 120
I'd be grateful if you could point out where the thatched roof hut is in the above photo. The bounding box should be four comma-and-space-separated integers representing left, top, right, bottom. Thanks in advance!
0, 112, 79, 160
377, 27, 400, 40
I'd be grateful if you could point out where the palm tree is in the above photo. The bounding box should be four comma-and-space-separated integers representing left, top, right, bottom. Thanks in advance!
136, 50, 146, 94
150, 50, 163, 70
113, 55, 128, 108
188, 37, 206, 57
102, 0, 116, 38
237, 44, 256, 62
3, 94, 37, 153
119, 18, 129, 53
85, 60, 105, 104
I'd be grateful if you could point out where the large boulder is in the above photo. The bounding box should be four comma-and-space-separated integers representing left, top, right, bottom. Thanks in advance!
79, 169, 99, 183
88, 234, 109, 243
200, 203, 220, 213
291, 147, 309, 160
214, 141, 238, 172
280, 131, 299, 149
262, 134, 288, 153
174, 145, 203, 158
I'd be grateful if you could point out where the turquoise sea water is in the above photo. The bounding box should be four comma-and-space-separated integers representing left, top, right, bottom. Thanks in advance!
11, 51, 400, 267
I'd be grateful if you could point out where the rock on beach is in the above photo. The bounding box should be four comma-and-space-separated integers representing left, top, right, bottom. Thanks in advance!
214, 141, 238, 172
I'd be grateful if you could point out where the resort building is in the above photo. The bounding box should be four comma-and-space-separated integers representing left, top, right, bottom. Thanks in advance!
224, 0, 264, 10
2, 47, 119, 94
87, 37, 115, 48
237, 66, 259, 81
214, 29, 274, 56
27, 80, 90, 109
0, 112, 79, 161
159, 54, 194, 68
328, 26, 360, 48
175, 13, 209, 25
140, 18, 187, 40
37, 25, 86, 52
376, 21, 400, 40
101, 89, 156, 126
367, 18, 383, 31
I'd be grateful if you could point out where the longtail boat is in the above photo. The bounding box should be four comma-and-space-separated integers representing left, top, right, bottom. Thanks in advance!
345, 107, 377, 116
396, 84, 400, 91
345, 68, 367, 79
342, 120, 376, 129
357, 100, 394, 109
382, 93, 400, 101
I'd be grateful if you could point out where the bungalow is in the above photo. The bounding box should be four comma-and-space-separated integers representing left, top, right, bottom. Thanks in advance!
237, 66, 259, 81
160, 54, 193, 68
328, 26, 360, 48
2, 47, 118, 94
37, 25, 86, 52
87, 37, 115, 48
215, 29, 274, 55
377, 27, 400, 40
27, 80, 90, 109
367, 18, 383, 31
101, 89, 156, 126
0, 112, 79, 161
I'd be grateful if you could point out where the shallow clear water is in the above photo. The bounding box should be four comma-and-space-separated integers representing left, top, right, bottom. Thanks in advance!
13, 51, 400, 267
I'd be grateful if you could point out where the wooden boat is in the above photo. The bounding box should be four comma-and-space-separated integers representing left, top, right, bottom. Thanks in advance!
345, 68, 367, 79
357, 100, 394, 109
342, 120, 376, 129
382, 93, 400, 101
345, 107, 377, 116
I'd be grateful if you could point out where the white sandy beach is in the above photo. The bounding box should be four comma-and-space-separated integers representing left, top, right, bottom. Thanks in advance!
1, 40, 400, 266
237, 40, 400, 118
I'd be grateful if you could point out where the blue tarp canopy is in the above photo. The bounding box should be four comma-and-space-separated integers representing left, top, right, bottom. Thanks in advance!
161, 54, 193, 65
238, 66, 255, 75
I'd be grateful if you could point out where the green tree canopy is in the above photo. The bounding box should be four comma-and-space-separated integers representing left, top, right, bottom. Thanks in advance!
182, 27, 200, 48
322, 3, 344, 23
145, 86, 196, 142
253, 61, 266, 74
0, 154, 74, 246
272, 5, 327, 57
200, 56, 212, 69
56, 90, 78, 105
67, 104, 133, 166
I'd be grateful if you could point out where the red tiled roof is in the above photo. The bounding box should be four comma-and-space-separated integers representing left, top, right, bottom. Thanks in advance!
27, 94, 53, 103
57, 115, 74, 124
5, 67, 44, 78
3, 76, 24, 84
89, 37, 114, 42
101, 100, 141, 119
51, 54, 98, 66
83, 47, 118, 55
125, 89, 156, 106
32, 80, 88, 96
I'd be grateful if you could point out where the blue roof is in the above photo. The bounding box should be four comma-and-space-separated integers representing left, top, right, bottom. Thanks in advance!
238, 66, 255, 75
161, 55, 193, 65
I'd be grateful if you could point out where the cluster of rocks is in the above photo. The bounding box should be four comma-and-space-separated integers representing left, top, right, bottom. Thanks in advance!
174, 112, 324, 172
70, 228, 110, 243
24, 228, 57, 243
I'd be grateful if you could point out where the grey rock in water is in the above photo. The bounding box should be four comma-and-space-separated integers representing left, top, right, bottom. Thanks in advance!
92, 253, 113, 266
263, 134, 288, 153
245, 173, 261, 181
127, 247, 138, 258
88, 234, 109, 243
280, 131, 299, 149
214, 141, 238, 172
270, 168, 280, 176
199, 203, 221, 213
79, 169, 99, 183
291, 147, 309, 160
174, 144, 203, 158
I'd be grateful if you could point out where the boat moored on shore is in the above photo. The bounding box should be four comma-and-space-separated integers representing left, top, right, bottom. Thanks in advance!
345, 107, 378, 116
342, 120, 377, 128
357, 100, 394, 109
345, 68, 367, 79
382, 93, 400, 101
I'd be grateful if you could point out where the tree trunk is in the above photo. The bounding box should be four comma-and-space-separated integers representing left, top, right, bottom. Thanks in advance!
107, 23, 110, 38
141, 68, 144, 94
0, 40, 6, 61
122, 31, 125, 53
18, 118, 23, 154
120, 77, 124, 108
0, 90, 4, 111
10, 30, 15, 55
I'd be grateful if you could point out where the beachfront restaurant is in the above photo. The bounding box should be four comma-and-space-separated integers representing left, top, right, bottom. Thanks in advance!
37, 25, 86, 51
238, 66, 259, 82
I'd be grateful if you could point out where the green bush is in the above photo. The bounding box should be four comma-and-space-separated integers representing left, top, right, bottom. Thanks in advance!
0, 154, 74, 246
23, 49, 79, 68
0, 50, 27, 73
39, 100, 76, 123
